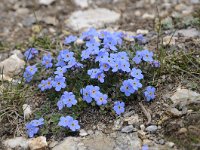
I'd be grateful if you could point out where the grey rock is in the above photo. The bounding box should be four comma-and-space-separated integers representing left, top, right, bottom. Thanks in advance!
79, 129, 88, 137
167, 107, 183, 117
124, 114, 139, 125
22, 16, 36, 27
66, 8, 120, 31
175, 28, 200, 38
145, 125, 158, 133
3, 137, 29, 149
159, 139, 165, 145
73, 0, 89, 8
43, 16, 58, 26
52, 137, 78, 150
166, 142, 175, 148
191, 0, 200, 4
121, 125, 136, 133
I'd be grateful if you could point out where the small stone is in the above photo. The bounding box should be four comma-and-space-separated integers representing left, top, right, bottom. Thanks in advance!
178, 128, 187, 134
16, 8, 29, 15
112, 119, 123, 131
23, 104, 32, 119
22, 16, 36, 27
136, 29, 149, 35
175, 28, 200, 38
124, 114, 139, 125
167, 107, 182, 117
43, 16, 58, 26
3, 137, 29, 149
145, 125, 158, 133
142, 13, 155, 19
159, 139, 165, 145
121, 125, 135, 133
66, 8, 120, 31
123, 110, 135, 117
137, 130, 147, 140
28, 136, 48, 150
140, 124, 145, 131
52, 137, 78, 150
134, 10, 141, 17
166, 142, 175, 148
39, 0, 55, 5
87, 130, 94, 135
163, 36, 177, 46
75, 38, 85, 45
79, 129, 88, 137
73, 0, 89, 8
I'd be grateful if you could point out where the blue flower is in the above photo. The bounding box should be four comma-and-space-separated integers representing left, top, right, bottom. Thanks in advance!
134, 34, 147, 44
95, 50, 109, 62
57, 100, 65, 110
119, 60, 131, 72
86, 39, 100, 55
142, 50, 153, 62
89, 85, 100, 99
24, 48, 38, 60
25, 65, 38, 76
103, 36, 118, 51
25, 118, 44, 138
52, 75, 66, 91
66, 58, 77, 69
128, 78, 142, 91
64, 35, 77, 44
58, 116, 73, 127
38, 80, 47, 91
23, 71, 33, 82
99, 61, 110, 72
117, 51, 129, 61
120, 80, 135, 96
61, 91, 77, 108
54, 67, 67, 76
81, 49, 91, 61
80, 87, 93, 103
87, 68, 102, 79
30, 118, 44, 127
45, 77, 53, 89
142, 145, 149, 150
68, 119, 80, 131
81, 28, 98, 41
61, 50, 74, 62
130, 68, 144, 80
144, 86, 156, 101
133, 51, 143, 64
56, 53, 66, 67
94, 92, 108, 106
42, 54, 53, 69
113, 101, 125, 115
151, 60, 160, 68
26, 123, 39, 138
97, 72, 105, 83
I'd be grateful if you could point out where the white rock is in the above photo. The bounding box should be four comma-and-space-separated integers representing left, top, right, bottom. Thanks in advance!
142, 13, 155, 19
175, 28, 200, 38
170, 88, 200, 106
23, 104, 32, 119
163, 36, 177, 46
166, 142, 175, 148
28, 136, 48, 150
66, 8, 120, 31
39, 0, 55, 5
79, 129, 88, 137
145, 125, 158, 133
0, 54, 25, 81
121, 125, 135, 133
124, 114, 139, 125
136, 29, 149, 35
75, 38, 85, 45
3, 137, 29, 149
73, 0, 89, 8
43, 16, 58, 26
52, 137, 78, 150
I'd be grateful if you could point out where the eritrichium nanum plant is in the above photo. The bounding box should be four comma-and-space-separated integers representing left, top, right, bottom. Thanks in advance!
23, 28, 159, 137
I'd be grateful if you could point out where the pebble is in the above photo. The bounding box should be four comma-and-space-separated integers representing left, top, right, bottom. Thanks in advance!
22, 104, 32, 119
87, 130, 94, 135
163, 36, 177, 46
140, 124, 145, 131
142, 13, 155, 19
136, 29, 149, 35
66, 8, 120, 31
137, 130, 147, 140
28, 136, 48, 150
112, 119, 123, 131
73, 0, 89, 8
79, 129, 88, 137
161, 17, 174, 29
167, 107, 183, 117
121, 125, 136, 133
159, 139, 165, 145
145, 125, 158, 133
124, 114, 139, 125
43, 16, 58, 26
39, 0, 55, 5
123, 110, 135, 117
22, 16, 36, 27
178, 128, 188, 134
166, 142, 175, 148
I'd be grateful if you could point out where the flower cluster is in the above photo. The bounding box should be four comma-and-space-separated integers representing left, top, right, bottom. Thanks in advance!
57, 91, 77, 110
80, 85, 108, 106
23, 28, 159, 138
58, 115, 80, 131
25, 118, 44, 137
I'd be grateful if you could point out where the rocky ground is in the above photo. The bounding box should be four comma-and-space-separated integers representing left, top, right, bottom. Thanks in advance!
0, 0, 200, 150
